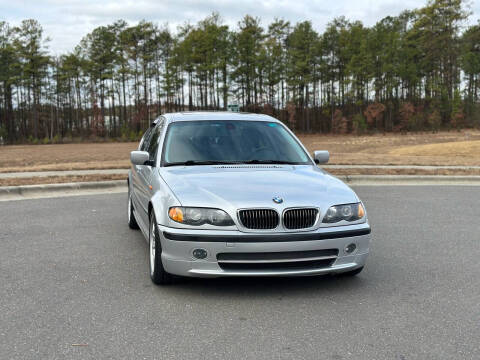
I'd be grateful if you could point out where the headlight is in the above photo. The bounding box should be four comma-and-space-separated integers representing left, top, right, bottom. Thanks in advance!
168, 207, 234, 226
322, 203, 365, 223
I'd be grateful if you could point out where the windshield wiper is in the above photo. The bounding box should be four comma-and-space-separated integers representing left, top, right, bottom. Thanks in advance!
164, 160, 240, 167
242, 159, 302, 165
165, 159, 304, 167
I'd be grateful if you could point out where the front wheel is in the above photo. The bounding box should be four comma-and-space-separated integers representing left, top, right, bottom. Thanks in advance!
127, 187, 139, 230
149, 212, 175, 285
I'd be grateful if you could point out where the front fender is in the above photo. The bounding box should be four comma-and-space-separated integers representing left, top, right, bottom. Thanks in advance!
150, 174, 181, 226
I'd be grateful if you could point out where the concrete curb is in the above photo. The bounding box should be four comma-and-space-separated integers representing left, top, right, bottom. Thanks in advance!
0, 180, 127, 201
1, 176, 480, 201
323, 165, 480, 170
337, 175, 480, 185
0, 169, 129, 179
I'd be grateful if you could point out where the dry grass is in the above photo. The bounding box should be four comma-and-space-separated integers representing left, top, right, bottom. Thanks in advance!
1, 130, 480, 173
390, 140, 480, 157
0, 143, 136, 173
299, 130, 480, 166
0, 161, 131, 173
0, 174, 126, 187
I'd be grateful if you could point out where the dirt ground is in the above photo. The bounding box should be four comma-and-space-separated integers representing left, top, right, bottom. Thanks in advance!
1, 130, 480, 174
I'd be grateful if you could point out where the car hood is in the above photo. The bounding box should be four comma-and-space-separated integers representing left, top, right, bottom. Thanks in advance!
159, 165, 358, 213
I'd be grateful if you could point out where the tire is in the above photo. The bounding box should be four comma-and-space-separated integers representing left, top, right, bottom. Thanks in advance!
339, 266, 364, 277
149, 211, 175, 285
127, 187, 139, 230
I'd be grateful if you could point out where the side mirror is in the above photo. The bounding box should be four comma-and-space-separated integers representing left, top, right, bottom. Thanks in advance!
313, 150, 329, 165
131, 151, 150, 166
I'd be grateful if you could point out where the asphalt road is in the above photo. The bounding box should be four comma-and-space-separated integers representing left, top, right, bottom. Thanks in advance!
1, 186, 479, 360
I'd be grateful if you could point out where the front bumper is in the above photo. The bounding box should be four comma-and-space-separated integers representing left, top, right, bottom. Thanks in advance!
158, 223, 371, 278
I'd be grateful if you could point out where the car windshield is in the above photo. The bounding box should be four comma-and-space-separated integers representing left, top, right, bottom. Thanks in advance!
162, 120, 311, 166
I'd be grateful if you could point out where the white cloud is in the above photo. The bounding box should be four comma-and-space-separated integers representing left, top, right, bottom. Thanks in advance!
0, 0, 477, 54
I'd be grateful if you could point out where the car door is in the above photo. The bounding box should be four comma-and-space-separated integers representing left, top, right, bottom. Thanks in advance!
131, 128, 152, 225
137, 121, 164, 225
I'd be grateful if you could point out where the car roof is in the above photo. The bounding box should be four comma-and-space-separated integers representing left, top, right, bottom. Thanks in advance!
161, 111, 279, 124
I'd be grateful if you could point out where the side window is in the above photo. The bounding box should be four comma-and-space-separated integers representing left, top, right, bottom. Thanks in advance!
147, 120, 164, 162
139, 128, 152, 151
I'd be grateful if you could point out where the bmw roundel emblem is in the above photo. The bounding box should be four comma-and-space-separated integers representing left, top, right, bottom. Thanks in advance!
272, 196, 283, 204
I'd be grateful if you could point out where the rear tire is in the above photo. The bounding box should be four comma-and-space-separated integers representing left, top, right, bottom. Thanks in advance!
149, 212, 175, 285
340, 266, 364, 277
127, 187, 139, 230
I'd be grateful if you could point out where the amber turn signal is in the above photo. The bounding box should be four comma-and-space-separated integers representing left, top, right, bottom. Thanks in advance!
358, 203, 365, 218
168, 207, 184, 223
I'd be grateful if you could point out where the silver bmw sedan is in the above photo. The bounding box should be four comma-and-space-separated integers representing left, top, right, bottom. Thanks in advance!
128, 112, 371, 285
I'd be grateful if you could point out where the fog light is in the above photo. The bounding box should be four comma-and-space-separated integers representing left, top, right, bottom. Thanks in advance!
192, 248, 207, 259
344, 243, 356, 254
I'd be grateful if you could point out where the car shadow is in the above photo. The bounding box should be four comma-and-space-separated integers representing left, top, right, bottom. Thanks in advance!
163, 273, 369, 299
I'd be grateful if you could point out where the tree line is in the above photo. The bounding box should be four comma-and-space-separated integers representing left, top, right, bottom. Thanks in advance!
0, 0, 479, 144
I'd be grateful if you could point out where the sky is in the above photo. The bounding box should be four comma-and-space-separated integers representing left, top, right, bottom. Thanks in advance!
1, 0, 479, 55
